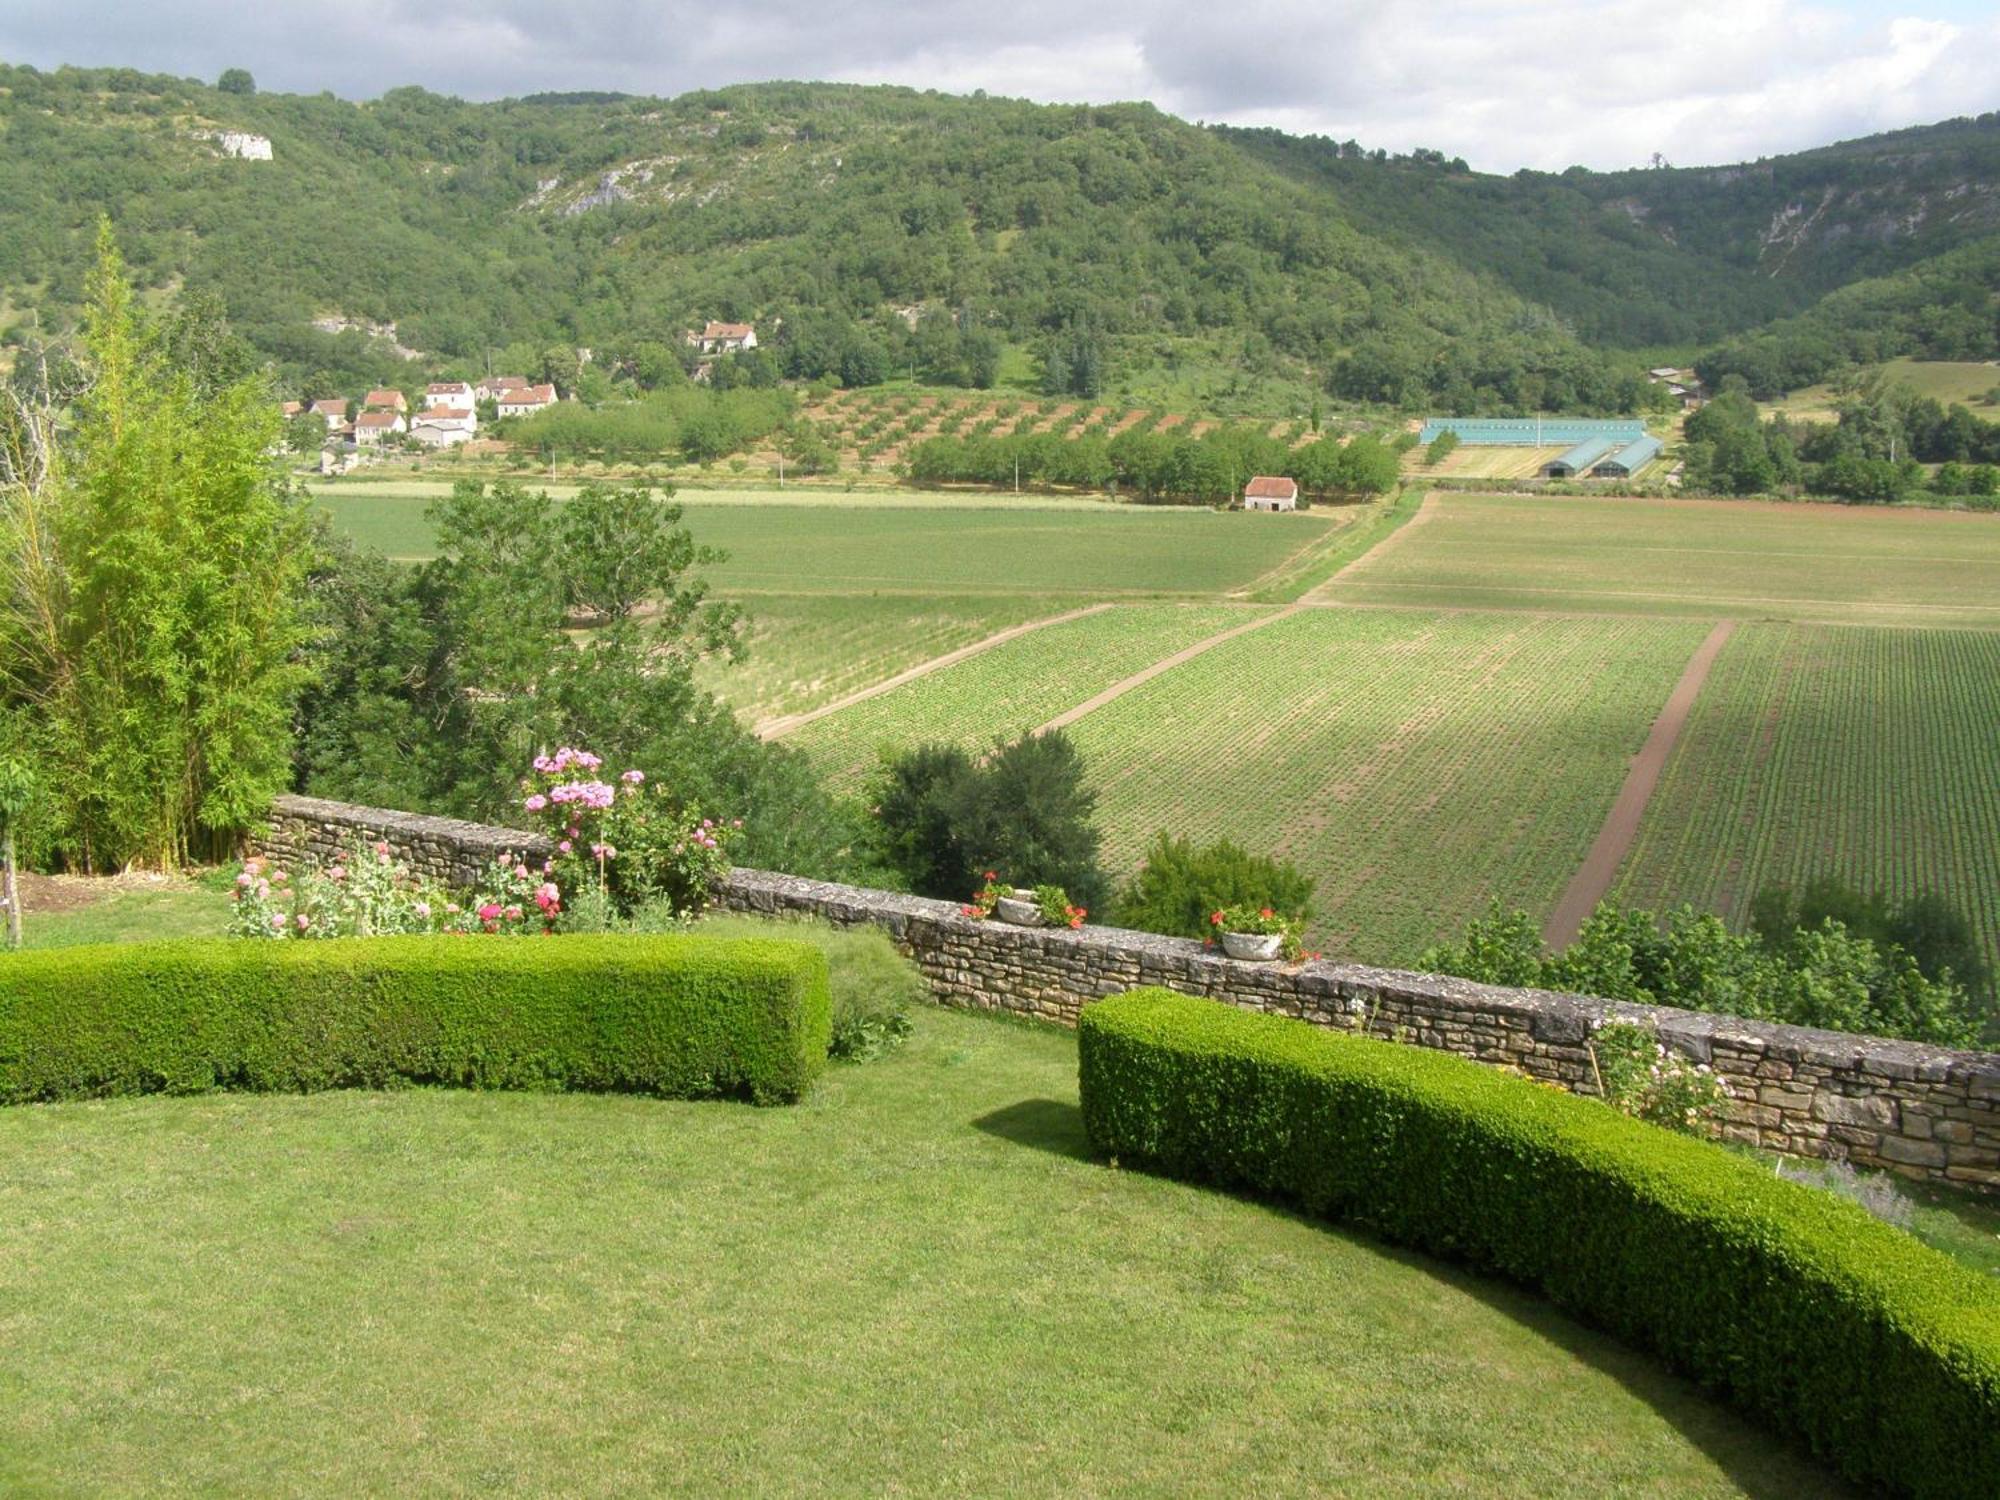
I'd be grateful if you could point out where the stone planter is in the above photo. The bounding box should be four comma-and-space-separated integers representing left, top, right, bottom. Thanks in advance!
993, 890, 1047, 927
1220, 930, 1284, 962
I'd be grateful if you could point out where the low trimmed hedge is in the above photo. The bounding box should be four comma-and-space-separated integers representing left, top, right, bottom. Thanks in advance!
1079, 989, 2000, 1500
0, 935, 831, 1105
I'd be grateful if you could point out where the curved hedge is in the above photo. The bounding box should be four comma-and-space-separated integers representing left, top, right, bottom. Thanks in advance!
0, 935, 830, 1105
1079, 989, 2000, 1499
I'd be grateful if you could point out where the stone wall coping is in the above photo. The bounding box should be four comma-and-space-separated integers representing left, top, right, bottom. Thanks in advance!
722, 867, 2000, 1080
269, 792, 550, 858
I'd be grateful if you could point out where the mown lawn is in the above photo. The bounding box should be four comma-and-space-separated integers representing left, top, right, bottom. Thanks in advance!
0, 1005, 1844, 1497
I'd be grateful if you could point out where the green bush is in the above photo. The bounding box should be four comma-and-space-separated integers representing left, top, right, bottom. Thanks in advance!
1079, 989, 2000, 1500
693, 915, 924, 1061
0, 934, 831, 1105
1111, 832, 1314, 940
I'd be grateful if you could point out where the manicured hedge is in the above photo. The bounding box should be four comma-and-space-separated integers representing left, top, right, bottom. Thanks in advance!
1079, 989, 2000, 1500
0, 935, 831, 1105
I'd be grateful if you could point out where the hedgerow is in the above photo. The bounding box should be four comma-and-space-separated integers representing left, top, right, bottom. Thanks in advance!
0, 934, 831, 1105
1078, 989, 2000, 1500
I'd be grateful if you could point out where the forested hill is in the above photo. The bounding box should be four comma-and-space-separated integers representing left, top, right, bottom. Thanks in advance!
1, 62, 1995, 410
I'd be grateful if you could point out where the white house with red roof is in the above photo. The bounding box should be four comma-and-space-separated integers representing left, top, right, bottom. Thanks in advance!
1242, 475, 1299, 512
354, 409, 407, 445
687, 321, 757, 354
426, 381, 476, 409
495, 383, 559, 418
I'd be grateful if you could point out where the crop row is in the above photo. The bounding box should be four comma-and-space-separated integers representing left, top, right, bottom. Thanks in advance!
786, 603, 1266, 791
697, 592, 1073, 725
1614, 623, 2000, 979
1066, 609, 1713, 965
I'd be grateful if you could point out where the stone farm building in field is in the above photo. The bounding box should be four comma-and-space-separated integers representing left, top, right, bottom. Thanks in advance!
1243, 476, 1299, 511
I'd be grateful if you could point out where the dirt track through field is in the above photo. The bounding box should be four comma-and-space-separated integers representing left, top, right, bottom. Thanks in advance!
1542, 619, 1738, 946
756, 603, 1115, 740
1031, 605, 1300, 736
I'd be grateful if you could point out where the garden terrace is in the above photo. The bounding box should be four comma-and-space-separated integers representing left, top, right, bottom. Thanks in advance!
0, 1005, 1848, 1495
261, 796, 2000, 1195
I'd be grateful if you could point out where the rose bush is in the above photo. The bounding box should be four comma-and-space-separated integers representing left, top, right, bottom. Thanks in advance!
517, 747, 740, 922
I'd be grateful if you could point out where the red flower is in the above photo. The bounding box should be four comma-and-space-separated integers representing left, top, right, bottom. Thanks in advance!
1210, 910, 1225, 926
1260, 907, 1274, 919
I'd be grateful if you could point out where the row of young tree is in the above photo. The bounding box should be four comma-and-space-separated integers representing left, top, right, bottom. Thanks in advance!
905, 426, 1401, 502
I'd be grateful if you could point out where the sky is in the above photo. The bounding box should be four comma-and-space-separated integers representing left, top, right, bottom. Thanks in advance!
5, 0, 1996, 171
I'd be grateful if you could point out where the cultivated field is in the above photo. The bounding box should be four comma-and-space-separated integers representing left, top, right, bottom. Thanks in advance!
784, 603, 1267, 790
1325, 493, 2000, 628
1405, 444, 1568, 481
1614, 622, 2000, 978
695, 592, 1085, 726
309, 482, 1342, 596
1069, 609, 1713, 962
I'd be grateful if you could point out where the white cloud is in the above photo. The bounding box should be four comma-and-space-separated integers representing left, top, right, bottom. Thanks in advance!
1, 0, 1993, 170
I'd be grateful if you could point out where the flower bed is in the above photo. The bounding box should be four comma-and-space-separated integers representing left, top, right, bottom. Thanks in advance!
1078, 989, 2000, 1500
0, 933, 831, 1105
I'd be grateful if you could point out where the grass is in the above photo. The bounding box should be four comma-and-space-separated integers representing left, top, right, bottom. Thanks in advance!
14, 873, 233, 950
697, 591, 1087, 725
1767, 358, 2000, 422
1069, 608, 1712, 964
785, 602, 1265, 789
1323, 492, 2000, 627
1612, 622, 2000, 982
0, 1003, 1848, 1497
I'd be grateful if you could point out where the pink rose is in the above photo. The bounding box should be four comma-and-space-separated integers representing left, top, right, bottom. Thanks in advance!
558, 840, 572, 854
269, 912, 285, 930
524, 794, 548, 812
477, 903, 502, 922
295, 913, 309, 930
621, 769, 645, 785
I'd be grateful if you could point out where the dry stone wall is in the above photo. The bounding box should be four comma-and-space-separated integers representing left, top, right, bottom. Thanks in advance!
260, 795, 2000, 1194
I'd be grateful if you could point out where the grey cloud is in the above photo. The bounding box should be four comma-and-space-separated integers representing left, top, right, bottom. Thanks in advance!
1, 0, 1991, 170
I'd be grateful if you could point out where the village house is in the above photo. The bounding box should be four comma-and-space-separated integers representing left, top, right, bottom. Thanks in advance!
362, 388, 408, 413
309, 397, 348, 423
426, 381, 476, 409
687, 321, 757, 355
279, 400, 303, 419
496, 383, 559, 418
354, 410, 407, 445
475, 375, 529, 403
409, 418, 473, 448
1242, 475, 1299, 512
415, 404, 477, 434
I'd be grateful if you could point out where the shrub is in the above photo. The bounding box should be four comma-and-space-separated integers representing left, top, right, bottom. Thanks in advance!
0, 934, 831, 1105
1422, 899, 1982, 1047
694, 914, 923, 1062
1111, 833, 1314, 941
870, 731, 1108, 910
1079, 990, 2000, 1500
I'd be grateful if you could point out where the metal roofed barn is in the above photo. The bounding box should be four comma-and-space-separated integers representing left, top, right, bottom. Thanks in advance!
1417, 417, 1648, 447
1541, 437, 1618, 477
1591, 434, 1664, 477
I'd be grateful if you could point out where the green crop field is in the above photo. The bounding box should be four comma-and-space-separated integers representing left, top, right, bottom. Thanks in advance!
697, 592, 1085, 726
1065, 608, 1711, 964
309, 483, 1339, 596
1327, 493, 2000, 627
1613, 622, 2000, 978
785, 603, 1267, 790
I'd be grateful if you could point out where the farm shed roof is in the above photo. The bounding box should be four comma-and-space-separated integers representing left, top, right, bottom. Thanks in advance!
1594, 435, 1663, 474
1546, 437, 1617, 473
1244, 476, 1298, 499
1419, 417, 1648, 447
